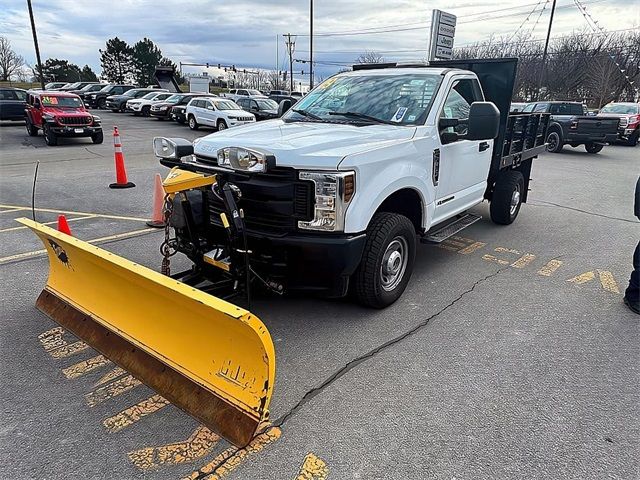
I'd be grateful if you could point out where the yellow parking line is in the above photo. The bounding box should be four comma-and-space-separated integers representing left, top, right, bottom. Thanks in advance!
103, 394, 170, 433
85, 375, 142, 407
295, 453, 329, 480
63, 355, 111, 379
0, 227, 159, 265
0, 204, 148, 222
0, 215, 97, 233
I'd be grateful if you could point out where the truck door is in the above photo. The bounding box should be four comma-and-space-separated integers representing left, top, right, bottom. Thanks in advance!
434, 77, 491, 221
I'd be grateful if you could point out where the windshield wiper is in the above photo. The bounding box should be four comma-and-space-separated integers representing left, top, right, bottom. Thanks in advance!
328, 111, 396, 125
291, 108, 323, 120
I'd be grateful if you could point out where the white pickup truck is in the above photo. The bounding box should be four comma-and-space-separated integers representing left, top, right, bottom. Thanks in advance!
154, 59, 549, 308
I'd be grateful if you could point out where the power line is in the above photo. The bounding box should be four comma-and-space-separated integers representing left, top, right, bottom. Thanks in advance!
505, 0, 546, 44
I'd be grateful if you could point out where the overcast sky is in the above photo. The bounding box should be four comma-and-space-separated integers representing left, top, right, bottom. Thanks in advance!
0, 0, 637, 84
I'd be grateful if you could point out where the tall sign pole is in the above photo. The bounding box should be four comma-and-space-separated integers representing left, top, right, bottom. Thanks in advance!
26, 0, 45, 90
285, 33, 296, 93
309, 0, 314, 89
537, 0, 557, 99
428, 10, 457, 61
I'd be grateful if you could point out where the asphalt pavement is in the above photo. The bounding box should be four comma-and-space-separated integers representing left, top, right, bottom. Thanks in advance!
0, 112, 638, 480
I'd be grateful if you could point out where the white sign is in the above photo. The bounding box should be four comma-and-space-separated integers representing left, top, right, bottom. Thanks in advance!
428, 9, 457, 61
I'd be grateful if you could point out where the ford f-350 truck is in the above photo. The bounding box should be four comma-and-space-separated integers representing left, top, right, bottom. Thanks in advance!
153, 58, 549, 308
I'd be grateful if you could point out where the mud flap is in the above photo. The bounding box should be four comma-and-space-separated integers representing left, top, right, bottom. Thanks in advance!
17, 218, 275, 447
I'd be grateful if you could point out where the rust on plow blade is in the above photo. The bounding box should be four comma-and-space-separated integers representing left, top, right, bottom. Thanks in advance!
18, 218, 275, 447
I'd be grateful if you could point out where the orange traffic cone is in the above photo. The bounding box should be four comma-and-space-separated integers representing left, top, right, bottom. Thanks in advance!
57, 215, 72, 236
146, 173, 166, 228
109, 126, 135, 189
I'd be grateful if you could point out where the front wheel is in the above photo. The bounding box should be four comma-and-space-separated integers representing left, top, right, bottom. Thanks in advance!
626, 130, 639, 147
546, 131, 563, 153
490, 170, 524, 225
25, 118, 38, 136
188, 116, 199, 130
91, 131, 104, 144
97, 98, 106, 109
43, 124, 58, 146
585, 142, 603, 154
142, 106, 150, 117
217, 120, 228, 131
354, 212, 416, 308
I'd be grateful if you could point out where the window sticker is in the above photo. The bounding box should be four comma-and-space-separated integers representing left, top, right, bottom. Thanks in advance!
391, 107, 408, 123
42, 96, 58, 105
407, 114, 417, 121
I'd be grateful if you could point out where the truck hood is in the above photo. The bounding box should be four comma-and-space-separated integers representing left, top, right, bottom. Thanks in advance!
193, 119, 416, 169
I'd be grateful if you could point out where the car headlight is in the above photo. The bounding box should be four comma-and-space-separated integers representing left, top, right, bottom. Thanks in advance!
298, 171, 355, 232
89, 94, 96, 99
152, 137, 194, 160
92, 115, 101, 124
216, 147, 270, 173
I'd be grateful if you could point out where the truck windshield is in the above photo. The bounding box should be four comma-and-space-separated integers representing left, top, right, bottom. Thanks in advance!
285, 72, 441, 125
41, 96, 82, 108
600, 104, 638, 114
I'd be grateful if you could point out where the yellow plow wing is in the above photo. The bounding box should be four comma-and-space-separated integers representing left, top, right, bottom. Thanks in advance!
17, 218, 275, 447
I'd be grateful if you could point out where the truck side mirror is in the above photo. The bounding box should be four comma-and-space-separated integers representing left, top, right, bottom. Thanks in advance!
278, 99, 292, 117
34, 98, 41, 109
466, 102, 500, 141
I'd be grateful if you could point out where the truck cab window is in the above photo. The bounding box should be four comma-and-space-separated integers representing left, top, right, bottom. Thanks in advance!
533, 103, 548, 113
440, 79, 482, 137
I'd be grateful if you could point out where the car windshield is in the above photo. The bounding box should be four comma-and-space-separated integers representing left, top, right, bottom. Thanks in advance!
214, 100, 240, 110
99, 85, 114, 92
40, 95, 83, 108
165, 94, 184, 104
256, 99, 278, 110
600, 104, 639, 114
123, 89, 141, 97
80, 84, 102, 92
284, 72, 441, 125
247, 90, 262, 96
142, 92, 159, 100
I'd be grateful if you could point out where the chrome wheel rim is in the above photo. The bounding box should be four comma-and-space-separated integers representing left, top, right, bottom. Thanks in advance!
547, 133, 558, 151
218, 122, 226, 130
189, 118, 195, 128
380, 237, 408, 292
510, 184, 521, 216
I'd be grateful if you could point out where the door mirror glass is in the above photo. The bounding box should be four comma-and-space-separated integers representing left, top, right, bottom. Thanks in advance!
34, 98, 41, 109
466, 102, 500, 141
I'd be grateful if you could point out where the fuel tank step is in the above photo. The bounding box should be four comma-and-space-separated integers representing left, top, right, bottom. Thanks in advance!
421, 213, 482, 244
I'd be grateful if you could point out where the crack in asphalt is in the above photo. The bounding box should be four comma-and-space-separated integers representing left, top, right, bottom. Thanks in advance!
528, 200, 637, 224
196, 266, 508, 479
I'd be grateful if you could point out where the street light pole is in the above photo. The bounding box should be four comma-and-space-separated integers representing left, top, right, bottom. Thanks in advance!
26, 0, 45, 90
309, 0, 314, 90
537, 0, 557, 100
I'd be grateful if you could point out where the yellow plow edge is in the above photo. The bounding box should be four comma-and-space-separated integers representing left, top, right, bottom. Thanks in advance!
17, 218, 275, 447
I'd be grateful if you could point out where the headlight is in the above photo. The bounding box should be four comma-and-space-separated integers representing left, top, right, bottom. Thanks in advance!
152, 137, 194, 160
92, 115, 101, 123
217, 147, 270, 173
298, 171, 355, 232
89, 94, 96, 99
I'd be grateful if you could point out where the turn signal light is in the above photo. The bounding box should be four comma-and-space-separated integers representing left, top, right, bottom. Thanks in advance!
344, 174, 355, 202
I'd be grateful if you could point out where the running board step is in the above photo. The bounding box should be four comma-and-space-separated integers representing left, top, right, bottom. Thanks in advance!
421, 213, 482, 244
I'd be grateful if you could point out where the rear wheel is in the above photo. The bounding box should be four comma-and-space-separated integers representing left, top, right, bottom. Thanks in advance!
546, 131, 563, 153
626, 129, 639, 147
585, 142, 603, 153
188, 116, 199, 130
25, 118, 38, 136
91, 130, 104, 144
43, 123, 58, 146
354, 212, 416, 308
217, 119, 228, 131
490, 170, 524, 225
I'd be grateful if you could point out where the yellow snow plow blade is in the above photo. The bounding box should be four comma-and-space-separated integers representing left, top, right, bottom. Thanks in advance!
17, 218, 275, 447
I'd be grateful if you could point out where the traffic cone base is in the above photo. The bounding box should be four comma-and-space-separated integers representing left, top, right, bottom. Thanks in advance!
109, 181, 136, 189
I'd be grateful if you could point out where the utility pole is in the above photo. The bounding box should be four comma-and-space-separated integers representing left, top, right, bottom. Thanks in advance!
26, 0, 45, 90
309, 0, 314, 90
275, 34, 279, 89
284, 33, 296, 93
537, 0, 557, 100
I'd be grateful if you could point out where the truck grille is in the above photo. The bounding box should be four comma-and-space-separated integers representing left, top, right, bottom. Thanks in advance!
58, 116, 92, 126
619, 117, 628, 127
204, 165, 313, 236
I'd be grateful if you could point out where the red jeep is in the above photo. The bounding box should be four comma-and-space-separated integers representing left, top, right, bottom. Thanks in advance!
25, 91, 103, 146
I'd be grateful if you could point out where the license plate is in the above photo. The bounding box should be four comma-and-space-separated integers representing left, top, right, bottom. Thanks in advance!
74, 128, 84, 133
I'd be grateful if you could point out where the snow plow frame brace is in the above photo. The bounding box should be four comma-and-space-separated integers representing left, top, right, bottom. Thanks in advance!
17, 218, 275, 447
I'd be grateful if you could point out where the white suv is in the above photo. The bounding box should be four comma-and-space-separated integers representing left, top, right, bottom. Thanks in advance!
221, 89, 267, 102
126, 92, 174, 117
186, 97, 255, 131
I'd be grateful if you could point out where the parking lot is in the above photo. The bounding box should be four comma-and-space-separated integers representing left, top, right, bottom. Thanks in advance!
1, 111, 638, 479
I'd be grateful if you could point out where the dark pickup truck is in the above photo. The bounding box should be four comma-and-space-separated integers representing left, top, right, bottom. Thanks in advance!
522, 101, 619, 153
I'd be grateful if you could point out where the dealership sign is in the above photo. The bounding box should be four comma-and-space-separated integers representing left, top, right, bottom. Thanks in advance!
428, 10, 457, 61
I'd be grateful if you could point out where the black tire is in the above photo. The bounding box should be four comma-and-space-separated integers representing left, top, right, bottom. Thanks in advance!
585, 142, 603, 154
142, 106, 150, 117
91, 130, 104, 144
119, 104, 127, 113
176, 117, 185, 124
626, 129, 639, 147
43, 123, 58, 146
111, 108, 119, 113
354, 212, 416, 308
97, 98, 106, 109
546, 131, 563, 153
188, 115, 199, 130
217, 119, 228, 131
25, 118, 38, 136
490, 170, 524, 225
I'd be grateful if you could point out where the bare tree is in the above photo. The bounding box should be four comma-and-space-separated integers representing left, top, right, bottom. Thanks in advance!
355, 51, 385, 64
0, 36, 25, 81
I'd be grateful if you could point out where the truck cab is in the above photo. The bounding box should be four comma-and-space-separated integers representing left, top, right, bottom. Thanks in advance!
154, 59, 548, 307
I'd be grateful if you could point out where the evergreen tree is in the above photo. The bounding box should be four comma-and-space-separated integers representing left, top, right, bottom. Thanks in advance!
132, 38, 163, 86
81, 65, 98, 82
41, 58, 82, 82
100, 37, 133, 83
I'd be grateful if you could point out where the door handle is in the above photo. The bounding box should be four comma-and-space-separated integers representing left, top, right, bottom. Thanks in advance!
479, 141, 490, 152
